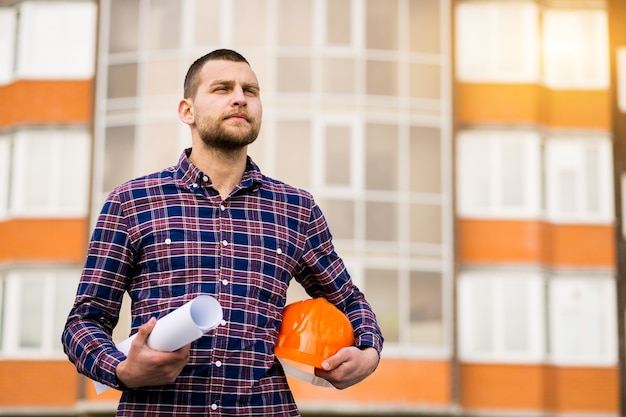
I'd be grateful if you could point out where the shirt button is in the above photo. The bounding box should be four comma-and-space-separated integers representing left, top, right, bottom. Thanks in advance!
191, 183, 198, 189
221, 279, 229, 286
220, 204, 226, 211
215, 360, 222, 367
203, 175, 209, 183
221, 240, 228, 246
220, 319, 227, 326
211, 404, 218, 410
276, 248, 282, 255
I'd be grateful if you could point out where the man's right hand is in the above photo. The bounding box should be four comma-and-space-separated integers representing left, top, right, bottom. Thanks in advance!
114, 317, 191, 389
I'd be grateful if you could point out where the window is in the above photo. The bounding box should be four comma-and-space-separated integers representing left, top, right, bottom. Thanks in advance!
0, 8, 16, 84
620, 47, 626, 112
278, 0, 312, 47
544, 136, 613, 223
0, 136, 9, 220
16, 1, 96, 79
456, 2, 539, 82
548, 276, 616, 365
542, 9, 609, 89
366, 0, 398, 50
10, 129, 90, 217
324, 0, 352, 46
456, 130, 541, 218
409, 0, 440, 54
458, 271, 545, 362
2, 269, 80, 357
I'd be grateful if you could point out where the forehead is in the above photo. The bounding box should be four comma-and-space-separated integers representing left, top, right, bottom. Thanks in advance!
199, 59, 259, 85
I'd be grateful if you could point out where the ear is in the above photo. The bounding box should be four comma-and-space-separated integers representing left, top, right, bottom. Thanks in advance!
178, 98, 195, 125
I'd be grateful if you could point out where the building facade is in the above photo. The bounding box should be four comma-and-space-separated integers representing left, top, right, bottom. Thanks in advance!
0, 0, 618, 415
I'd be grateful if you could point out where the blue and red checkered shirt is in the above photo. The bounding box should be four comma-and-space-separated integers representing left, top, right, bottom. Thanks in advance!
63, 149, 383, 416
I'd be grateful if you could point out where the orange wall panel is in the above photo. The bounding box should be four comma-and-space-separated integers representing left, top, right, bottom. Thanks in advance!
458, 219, 543, 264
456, 83, 610, 129
544, 366, 618, 412
0, 361, 79, 406
458, 219, 614, 267
461, 363, 546, 409
289, 358, 451, 407
0, 80, 93, 128
0, 218, 88, 262
539, 89, 610, 129
461, 363, 618, 413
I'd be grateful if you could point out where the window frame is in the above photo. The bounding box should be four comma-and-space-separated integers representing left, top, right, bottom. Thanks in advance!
456, 130, 542, 219
458, 270, 546, 363
544, 135, 614, 224
547, 275, 617, 366
1, 269, 80, 359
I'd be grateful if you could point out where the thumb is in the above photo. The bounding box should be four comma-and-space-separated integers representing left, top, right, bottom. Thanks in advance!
321, 348, 350, 371
134, 317, 157, 345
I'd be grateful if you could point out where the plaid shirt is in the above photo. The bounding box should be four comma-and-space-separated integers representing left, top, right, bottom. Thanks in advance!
63, 149, 383, 416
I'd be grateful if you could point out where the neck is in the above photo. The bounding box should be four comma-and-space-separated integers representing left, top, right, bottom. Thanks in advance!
189, 144, 248, 200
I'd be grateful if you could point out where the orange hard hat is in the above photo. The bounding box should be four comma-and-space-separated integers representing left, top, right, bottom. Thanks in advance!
275, 297, 355, 368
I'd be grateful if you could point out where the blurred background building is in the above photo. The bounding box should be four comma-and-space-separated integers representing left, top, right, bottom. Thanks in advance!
0, 0, 621, 415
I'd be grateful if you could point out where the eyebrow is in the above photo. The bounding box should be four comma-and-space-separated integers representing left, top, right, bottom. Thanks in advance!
210, 79, 260, 91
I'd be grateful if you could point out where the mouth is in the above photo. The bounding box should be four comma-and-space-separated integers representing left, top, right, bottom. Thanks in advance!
224, 113, 249, 122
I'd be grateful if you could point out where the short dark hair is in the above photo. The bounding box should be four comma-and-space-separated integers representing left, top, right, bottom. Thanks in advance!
183, 49, 250, 99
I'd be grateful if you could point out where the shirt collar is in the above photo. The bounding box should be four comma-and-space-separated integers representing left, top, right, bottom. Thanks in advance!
175, 148, 263, 192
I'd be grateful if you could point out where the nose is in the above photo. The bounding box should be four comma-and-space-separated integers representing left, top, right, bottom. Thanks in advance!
231, 86, 247, 107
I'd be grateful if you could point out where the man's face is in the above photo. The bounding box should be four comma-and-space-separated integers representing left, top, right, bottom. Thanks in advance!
190, 60, 262, 151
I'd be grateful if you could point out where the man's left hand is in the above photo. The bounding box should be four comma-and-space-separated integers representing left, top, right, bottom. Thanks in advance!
314, 346, 379, 389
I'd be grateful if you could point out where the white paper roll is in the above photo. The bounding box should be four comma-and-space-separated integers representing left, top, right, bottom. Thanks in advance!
93, 295, 223, 394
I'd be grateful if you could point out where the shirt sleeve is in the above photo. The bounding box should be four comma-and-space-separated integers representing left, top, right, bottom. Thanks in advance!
295, 201, 384, 355
61, 190, 134, 390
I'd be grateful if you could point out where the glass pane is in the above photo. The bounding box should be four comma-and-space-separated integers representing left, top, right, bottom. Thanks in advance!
108, 63, 138, 99
410, 63, 440, 99
319, 199, 354, 240
324, 125, 351, 186
409, 0, 440, 54
233, 0, 267, 46
584, 143, 600, 213
410, 204, 441, 244
502, 279, 529, 352
500, 139, 525, 208
409, 270, 442, 346
468, 278, 493, 352
22, 137, 52, 208
365, 201, 397, 241
141, 122, 180, 174
20, 278, 44, 349
194, 0, 221, 46
145, 59, 180, 96
104, 126, 136, 192
277, 57, 311, 93
278, 0, 312, 47
275, 121, 311, 189
0, 138, 9, 216
457, 135, 491, 210
147, 0, 181, 50
410, 126, 440, 193
321, 58, 356, 94
366, 60, 397, 96
364, 268, 399, 343
109, 0, 140, 53
365, 124, 398, 190
366, 0, 398, 50
53, 273, 80, 352
59, 133, 90, 211
326, 0, 351, 45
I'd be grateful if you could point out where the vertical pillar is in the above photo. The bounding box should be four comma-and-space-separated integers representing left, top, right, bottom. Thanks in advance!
609, 0, 626, 415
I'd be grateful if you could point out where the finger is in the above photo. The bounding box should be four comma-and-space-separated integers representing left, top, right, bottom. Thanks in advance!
321, 347, 351, 371
134, 317, 157, 345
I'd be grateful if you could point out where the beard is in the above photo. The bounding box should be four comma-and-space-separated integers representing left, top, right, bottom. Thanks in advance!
196, 113, 260, 151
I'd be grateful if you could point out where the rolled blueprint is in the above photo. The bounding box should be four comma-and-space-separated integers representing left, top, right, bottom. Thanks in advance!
94, 295, 223, 394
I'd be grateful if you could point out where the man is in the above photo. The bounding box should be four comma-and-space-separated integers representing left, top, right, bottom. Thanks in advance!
63, 49, 383, 416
